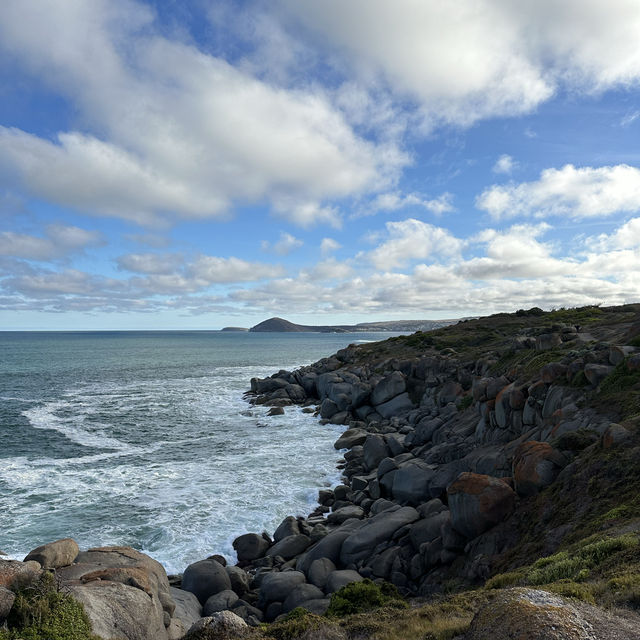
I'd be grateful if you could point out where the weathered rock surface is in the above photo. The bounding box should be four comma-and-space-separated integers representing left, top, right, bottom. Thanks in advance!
233, 533, 270, 562
24, 537, 79, 569
187, 610, 248, 637
512, 441, 567, 497
447, 473, 516, 539
465, 588, 640, 640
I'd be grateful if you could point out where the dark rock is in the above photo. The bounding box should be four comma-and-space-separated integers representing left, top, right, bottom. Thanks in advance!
266, 535, 312, 560
363, 434, 390, 471
409, 511, 450, 549
258, 571, 306, 605
267, 406, 285, 416
203, 589, 239, 615
334, 428, 367, 450
282, 584, 324, 612
371, 371, 406, 406
327, 506, 365, 525
376, 392, 414, 418
274, 516, 300, 542
325, 570, 363, 594
307, 558, 336, 589
340, 506, 420, 565
320, 398, 339, 419
297, 521, 362, 573
233, 533, 270, 562
225, 567, 251, 596
182, 558, 232, 605
392, 460, 436, 504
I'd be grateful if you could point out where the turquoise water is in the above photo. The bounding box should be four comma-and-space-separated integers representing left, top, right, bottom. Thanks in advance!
0, 331, 391, 572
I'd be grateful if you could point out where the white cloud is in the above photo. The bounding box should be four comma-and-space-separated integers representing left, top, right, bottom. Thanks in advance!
302, 258, 353, 281
117, 253, 184, 275
585, 217, 640, 251
492, 154, 517, 174
0, 225, 104, 260
188, 256, 285, 284
367, 218, 463, 270
0, 0, 407, 227
476, 164, 640, 220
320, 238, 341, 255
262, 232, 303, 256
368, 191, 454, 216
271, 198, 343, 228
281, 0, 640, 130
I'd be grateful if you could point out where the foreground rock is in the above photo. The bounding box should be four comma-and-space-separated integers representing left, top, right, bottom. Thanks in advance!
465, 588, 640, 640
52, 544, 197, 640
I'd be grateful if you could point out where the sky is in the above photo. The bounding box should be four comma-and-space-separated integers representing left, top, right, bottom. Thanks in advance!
2, 1, 640, 330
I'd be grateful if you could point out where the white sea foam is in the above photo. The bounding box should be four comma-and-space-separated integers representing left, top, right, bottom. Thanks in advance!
2, 363, 344, 574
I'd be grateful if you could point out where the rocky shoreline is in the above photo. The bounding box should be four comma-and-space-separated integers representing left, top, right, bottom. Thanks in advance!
3, 305, 640, 639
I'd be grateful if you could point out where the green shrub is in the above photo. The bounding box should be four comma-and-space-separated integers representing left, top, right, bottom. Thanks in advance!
525, 534, 639, 585
326, 580, 407, 617
4, 572, 98, 640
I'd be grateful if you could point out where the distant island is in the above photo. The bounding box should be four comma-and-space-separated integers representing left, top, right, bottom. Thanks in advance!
248, 316, 460, 333
220, 326, 249, 332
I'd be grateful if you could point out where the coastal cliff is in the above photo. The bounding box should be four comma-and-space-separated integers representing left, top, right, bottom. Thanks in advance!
3, 304, 640, 640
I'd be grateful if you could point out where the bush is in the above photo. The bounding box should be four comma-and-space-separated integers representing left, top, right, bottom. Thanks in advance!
4, 572, 98, 640
326, 580, 406, 617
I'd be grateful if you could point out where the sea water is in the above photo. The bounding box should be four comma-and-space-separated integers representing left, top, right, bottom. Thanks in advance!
0, 330, 392, 573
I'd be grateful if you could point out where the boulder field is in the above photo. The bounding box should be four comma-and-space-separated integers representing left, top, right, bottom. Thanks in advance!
3, 305, 640, 639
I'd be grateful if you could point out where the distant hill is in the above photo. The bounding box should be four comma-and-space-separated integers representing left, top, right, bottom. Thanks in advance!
248, 316, 461, 333
221, 326, 249, 332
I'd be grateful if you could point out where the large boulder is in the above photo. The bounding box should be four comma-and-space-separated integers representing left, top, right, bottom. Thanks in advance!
325, 570, 363, 594
57, 546, 176, 640
392, 460, 436, 505
371, 371, 406, 406
466, 588, 640, 640
282, 583, 324, 613
182, 558, 231, 605
233, 533, 269, 562
266, 534, 312, 560
447, 472, 516, 539
512, 441, 567, 497
340, 506, 420, 565
258, 571, 306, 605
169, 587, 202, 637
0, 558, 41, 589
24, 538, 79, 569
307, 558, 336, 589
363, 435, 390, 471
187, 611, 248, 638
68, 579, 167, 640
203, 589, 239, 616
376, 392, 414, 418
296, 521, 362, 573
274, 516, 300, 542
334, 428, 368, 450
225, 566, 251, 596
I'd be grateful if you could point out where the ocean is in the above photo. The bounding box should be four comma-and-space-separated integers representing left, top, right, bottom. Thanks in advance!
0, 330, 393, 574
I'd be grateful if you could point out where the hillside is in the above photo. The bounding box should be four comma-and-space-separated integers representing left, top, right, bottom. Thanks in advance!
249, 316, 459, 333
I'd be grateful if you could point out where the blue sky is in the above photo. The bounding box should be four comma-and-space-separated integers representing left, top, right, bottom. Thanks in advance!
2, 0, 640, 330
